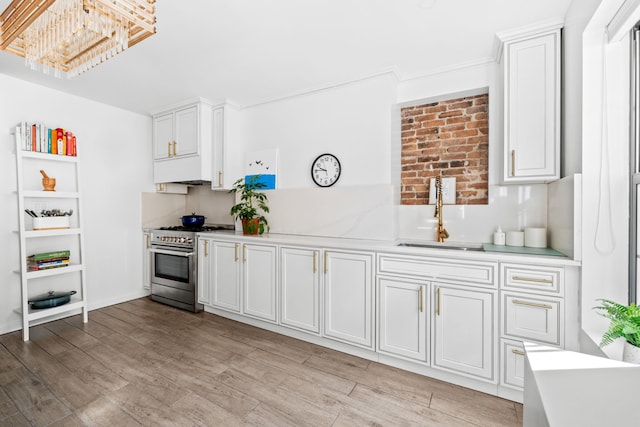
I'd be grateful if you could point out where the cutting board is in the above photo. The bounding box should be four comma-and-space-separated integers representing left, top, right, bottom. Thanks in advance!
482, 243, 567, 257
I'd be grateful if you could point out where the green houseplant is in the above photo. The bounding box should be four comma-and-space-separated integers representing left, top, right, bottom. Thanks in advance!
229, 175, 270, 235
594, 299, 640, 363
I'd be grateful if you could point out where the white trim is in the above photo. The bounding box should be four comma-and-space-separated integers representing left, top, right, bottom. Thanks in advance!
494, 17, 565, 63
608, 0, 640, 42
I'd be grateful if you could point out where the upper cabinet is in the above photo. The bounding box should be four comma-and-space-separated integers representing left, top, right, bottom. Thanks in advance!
498, 21, 562, 184
152, 98, 242, 187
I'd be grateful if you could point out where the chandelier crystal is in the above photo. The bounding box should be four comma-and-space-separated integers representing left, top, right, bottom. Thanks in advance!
0, 0, 155, 78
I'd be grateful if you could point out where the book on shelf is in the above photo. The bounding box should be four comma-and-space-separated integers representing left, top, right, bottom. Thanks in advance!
27, 250, 71, 262
27, 259, 70, 271
13, 122, 77, 156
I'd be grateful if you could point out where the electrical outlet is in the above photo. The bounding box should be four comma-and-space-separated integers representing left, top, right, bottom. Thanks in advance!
429, 177, 456, 205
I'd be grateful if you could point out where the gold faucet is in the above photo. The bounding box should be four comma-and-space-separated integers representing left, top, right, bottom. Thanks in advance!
434, 173, 449, 243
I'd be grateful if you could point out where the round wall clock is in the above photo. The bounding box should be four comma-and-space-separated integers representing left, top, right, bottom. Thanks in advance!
311, 153, 341, 187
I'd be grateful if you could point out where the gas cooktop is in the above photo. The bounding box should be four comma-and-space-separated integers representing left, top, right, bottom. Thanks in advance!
158, 225, 235, 232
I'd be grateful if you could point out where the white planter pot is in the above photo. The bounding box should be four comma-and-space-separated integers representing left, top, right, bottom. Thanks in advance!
623, 341, 640, 364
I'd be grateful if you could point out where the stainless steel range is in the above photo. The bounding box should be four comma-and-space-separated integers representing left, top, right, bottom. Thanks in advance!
149, 225, 234, 312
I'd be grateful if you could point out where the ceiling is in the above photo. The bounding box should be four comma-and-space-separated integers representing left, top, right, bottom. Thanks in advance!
0, 0, 573, 115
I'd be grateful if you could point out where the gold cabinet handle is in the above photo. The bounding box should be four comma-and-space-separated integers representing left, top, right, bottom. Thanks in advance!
512, 349, 525, 356
234, 243, 239, 262
172, 141, 177, 157
243, 244, 247, 263
511, 149, 515, 176
419, 286, 424, 313
167, 142, 171, 157
145, 234, 150, 249
512, 276, 553, 284
313, 251, 317, 273
324, 251, 328, 274
218, 171, 223, 188
512, 299, 553, 310
203, 240, 208, 257
436, 287, 441, 316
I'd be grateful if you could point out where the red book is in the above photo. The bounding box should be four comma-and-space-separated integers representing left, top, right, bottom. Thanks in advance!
66, 131, 73, 156
71, 135, 77, 156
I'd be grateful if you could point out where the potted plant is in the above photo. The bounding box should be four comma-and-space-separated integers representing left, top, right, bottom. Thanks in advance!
594, 299, 640, 363
229, 175, 270, 235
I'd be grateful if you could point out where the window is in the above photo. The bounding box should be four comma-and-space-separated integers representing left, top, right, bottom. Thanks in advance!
631, 26, 640, 303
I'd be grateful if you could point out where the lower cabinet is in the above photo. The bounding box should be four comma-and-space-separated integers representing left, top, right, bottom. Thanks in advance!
242, 243, 277, 322
200, 239, 241, 312
323, 250, 374, 349
280, 246, 321, 334
432, 283, 496, 381
143, 231, 151, 290
378, 276, 428, 362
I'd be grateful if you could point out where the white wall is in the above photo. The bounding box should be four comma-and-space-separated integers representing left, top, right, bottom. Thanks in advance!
240, 72, 398, 188
0, 74, 154, 335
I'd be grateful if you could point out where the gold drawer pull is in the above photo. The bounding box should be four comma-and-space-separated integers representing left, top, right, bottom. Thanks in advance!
511, 149, 515, 176
218, 171, 223, 187
313, 251, 317, 273
243, 244, 247, 263
512, 299, 553, 310
172, 141, 177, 156
512, 276, 553, 284
436, 287, 441, 316
419, 286, 424, 313
512, 349, 525, 356
324, 252, 328, 274
234, 243, 239, 262
203, 240, 208, 257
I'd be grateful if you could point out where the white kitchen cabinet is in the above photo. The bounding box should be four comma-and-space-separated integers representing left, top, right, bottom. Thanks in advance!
499, 24, 561, 183
153, 104, 198, 160
242, 243, 278, 323
210, 105, 243, 190
143, 231, 151, 291
200, 238, 242, 312
323, 250, 374, 349
153, 98, 213, 184
432, 283, 496, 381
501, 339, 525, 389
280, 246, 321, 334
378, 276, 428, 362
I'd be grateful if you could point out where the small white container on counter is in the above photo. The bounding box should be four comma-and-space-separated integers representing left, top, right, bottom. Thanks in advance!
524, 227, 547, 248
493, 226, 506, 245
506, 231, 524, 246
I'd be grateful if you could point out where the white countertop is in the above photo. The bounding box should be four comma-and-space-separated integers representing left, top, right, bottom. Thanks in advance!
524, 342, 640, 426
195, 231, 581, 267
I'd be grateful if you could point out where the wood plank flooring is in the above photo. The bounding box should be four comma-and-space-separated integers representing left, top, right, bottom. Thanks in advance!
0, 298, 523, 426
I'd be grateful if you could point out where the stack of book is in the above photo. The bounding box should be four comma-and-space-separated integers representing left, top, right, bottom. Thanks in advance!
14, 122, 77, 156
27, 250, 70, 272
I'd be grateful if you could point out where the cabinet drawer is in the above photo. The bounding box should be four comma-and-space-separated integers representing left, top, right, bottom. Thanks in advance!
501, 263, 563, 295
378, 254, 496, 287
500, 339, 525, 389
502, 293, 562, 345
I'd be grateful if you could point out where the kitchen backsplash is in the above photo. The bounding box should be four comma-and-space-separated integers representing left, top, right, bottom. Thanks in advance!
142, 181, 550, 245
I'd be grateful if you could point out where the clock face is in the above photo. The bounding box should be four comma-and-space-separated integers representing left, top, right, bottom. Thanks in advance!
311, 153, 341, 187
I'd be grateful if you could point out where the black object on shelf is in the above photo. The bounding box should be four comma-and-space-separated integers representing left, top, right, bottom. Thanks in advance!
28, 290, 76, 309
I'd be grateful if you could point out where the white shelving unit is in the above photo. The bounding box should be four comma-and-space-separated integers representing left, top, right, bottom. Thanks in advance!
13, 133, 88, 341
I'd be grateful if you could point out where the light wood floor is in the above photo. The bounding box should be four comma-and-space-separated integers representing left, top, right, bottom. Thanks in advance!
0, 297, 523, 426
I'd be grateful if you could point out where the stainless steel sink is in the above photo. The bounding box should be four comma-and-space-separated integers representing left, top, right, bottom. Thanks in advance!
396, 241, 484, 252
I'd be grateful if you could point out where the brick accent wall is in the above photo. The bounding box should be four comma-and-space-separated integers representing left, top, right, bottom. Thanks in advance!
401, 94, 488, 205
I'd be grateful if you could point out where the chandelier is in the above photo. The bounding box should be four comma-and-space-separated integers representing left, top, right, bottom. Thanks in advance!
0, 0, 156, 78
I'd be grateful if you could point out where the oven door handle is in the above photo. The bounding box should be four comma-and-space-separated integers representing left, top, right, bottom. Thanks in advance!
148, 248, 195, 257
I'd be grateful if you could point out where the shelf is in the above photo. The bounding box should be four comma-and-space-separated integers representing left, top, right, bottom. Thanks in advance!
23, 264, 83, 279
23, 190, 80, 198
26, 298, 85, 322
18, 151, 78, 163
14, 123, 88, 341
24, 228, 80, 238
